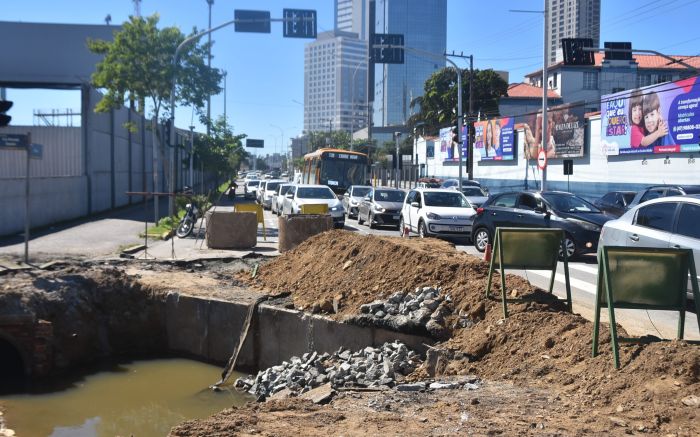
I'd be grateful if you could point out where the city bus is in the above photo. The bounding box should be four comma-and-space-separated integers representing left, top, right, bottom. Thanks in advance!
301, 148, 369, 195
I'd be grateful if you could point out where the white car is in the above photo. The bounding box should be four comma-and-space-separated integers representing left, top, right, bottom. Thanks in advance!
282, 184, 345, 228
400, 188, 476, 239
272, 183, 295, 215
244, 180, 261, 200
598, 195, 700, 299
342, 185, 372, 219
259, 179, 285, 209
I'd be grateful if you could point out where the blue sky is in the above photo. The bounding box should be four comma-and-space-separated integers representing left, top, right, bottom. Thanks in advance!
4, 0, 700, 156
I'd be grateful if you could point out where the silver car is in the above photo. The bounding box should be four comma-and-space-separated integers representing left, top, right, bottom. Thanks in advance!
342, 185, 372, 219
272, 183, 295, 215
282, 184, 345, 228
599, 195, 700, 299
357, 188, 405, 229
259, 179, 285, 210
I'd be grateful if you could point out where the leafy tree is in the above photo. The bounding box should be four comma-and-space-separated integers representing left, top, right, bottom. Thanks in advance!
307, 130, 352, 151
88, 14, 221, 216
407, 68, 508, 136
192, 116, 247, 184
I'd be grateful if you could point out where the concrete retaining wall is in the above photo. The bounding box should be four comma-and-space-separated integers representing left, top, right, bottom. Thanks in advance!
165, 294, 432, 372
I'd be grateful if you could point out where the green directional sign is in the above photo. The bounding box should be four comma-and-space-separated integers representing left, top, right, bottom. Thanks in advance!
246, 139, 264, 148
283, 9, 317, 38
234, 10, 271, 33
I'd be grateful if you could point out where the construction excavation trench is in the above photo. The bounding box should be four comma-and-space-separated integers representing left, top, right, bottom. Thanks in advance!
1, 231, 699, 436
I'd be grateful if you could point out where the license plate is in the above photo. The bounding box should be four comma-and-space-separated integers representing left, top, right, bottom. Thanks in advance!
392, 215, 399, 219
449, 226, 465, 232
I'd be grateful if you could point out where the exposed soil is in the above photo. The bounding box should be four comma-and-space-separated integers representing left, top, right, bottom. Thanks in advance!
226, 230, 700, 436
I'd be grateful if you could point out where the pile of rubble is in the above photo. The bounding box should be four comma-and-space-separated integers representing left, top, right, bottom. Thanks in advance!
234, 341, 421, 400
357, 286, 452, 338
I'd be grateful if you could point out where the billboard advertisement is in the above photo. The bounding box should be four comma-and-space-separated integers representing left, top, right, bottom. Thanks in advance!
437, 125, 469, 164
473, 117, 514, 161
518, 102, 585, 160
600, 77, 700, 156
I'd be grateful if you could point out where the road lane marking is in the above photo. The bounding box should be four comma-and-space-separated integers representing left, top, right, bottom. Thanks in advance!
525, 269, 597, 295
566, 263, 599, 275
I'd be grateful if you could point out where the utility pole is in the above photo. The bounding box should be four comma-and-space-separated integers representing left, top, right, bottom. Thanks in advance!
394, 132, 401, 188
189, 125, 195, 189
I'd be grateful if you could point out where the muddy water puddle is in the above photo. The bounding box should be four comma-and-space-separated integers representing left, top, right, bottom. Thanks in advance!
1, 358, 251, 436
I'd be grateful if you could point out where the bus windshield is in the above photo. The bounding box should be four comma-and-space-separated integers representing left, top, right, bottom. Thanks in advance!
320, 159, 367, 189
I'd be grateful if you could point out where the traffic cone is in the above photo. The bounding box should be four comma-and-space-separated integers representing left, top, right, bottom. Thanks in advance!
484, 243, 492, 262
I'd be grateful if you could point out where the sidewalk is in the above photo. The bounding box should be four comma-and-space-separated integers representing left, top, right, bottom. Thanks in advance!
128, 197, 281, 262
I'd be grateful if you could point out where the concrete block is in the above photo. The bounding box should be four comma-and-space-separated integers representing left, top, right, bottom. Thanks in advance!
205, 211, 257, 249
278, 215, 333, 252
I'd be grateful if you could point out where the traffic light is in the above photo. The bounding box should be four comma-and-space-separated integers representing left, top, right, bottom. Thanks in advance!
0, 100, 12, 127
561, 38, 594, 66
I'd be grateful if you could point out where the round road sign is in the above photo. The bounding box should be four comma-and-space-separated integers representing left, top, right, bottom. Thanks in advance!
537, 149, 547, 170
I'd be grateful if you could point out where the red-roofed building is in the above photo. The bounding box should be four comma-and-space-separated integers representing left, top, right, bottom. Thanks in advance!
523, 51, 699, 113
499, 83, 563, 117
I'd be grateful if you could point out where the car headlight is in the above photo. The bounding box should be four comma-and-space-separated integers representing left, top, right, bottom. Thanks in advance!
570, 219, 600, 232
330, 205, 342, 212
373, 204, 385, 212
426, 212, 441, 220
350, 199, 358, 206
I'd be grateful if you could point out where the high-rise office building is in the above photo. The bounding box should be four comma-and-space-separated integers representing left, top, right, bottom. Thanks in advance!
335, 0, 368, 39
303, 30, 367, 134
372, 0, 447, 128
547, 0, 600, 64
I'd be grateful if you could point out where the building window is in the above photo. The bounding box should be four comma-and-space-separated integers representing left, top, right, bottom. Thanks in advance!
637, 74, 652, 88
656, 73, 672, 84
583, 71, 598, 90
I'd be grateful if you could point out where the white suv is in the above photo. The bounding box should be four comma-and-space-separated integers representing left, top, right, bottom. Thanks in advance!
400, 188, 476, 239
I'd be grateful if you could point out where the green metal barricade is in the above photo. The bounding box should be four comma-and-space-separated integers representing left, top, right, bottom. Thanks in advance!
592, 246, 700, 369
485, 227, 572, 318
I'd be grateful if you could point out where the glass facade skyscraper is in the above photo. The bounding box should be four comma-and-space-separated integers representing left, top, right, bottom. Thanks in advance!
372, 0, 447, 128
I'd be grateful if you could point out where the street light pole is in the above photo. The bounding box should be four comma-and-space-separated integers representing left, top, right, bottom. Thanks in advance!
223, 70, 227, 125
206, 0, 214, 137
511, 4, 548, 190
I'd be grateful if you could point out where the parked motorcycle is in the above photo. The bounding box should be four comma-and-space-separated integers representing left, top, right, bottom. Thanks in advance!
176, 187, 199, 238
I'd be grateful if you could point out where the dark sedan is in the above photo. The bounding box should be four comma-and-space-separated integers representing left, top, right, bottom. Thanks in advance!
593, 191, 636, 217
357, 188, 406, 229
471, 190, 612, 259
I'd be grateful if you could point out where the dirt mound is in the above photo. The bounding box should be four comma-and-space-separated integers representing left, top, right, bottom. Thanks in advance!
243, 230, 700, 434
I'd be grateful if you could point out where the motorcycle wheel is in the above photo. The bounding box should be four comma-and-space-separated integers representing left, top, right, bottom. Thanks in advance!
176, 216, 195, 238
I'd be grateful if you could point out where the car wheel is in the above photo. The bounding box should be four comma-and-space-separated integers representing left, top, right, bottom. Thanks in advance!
559, 234, 577, 260
368, 213, 376, 229
418, 220, 428, 238
473, 228, 490, 252
357, 211, 364, 225
399, 217, 407, 237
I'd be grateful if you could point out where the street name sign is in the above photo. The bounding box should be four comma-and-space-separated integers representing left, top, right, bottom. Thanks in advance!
283, 9, 317, 38
0, 133, 29, 148
234, 10, 271, 33
372, 33, 404, 64
246, 139, 264, 148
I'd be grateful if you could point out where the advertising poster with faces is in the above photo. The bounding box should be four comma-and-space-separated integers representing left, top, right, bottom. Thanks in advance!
472, 117, 514, 161
518, 102, 585, 160
600, 77, 700, 156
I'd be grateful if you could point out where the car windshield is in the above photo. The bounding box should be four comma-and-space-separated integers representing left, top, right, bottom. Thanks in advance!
280, 185, 293, 195
424, 192, 470, 208
543, 193, 601, 213
622, 192, 636, 204
352, 187, 371, 197
461, 187, 486, 196
266, 182, 281, 191
374, 190, 405, 202
297, 187, 336, 199
248, 180, 260, 187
